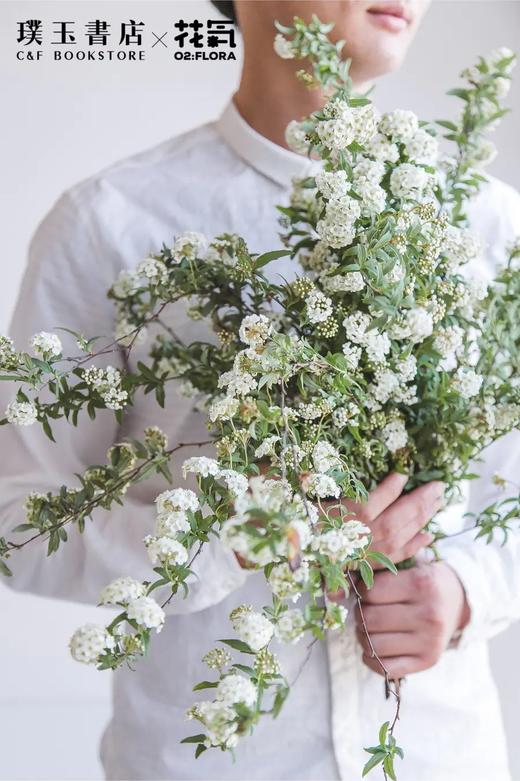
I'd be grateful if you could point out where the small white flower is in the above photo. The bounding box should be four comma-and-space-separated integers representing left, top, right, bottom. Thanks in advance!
316, 114, 357, 150
315, 169, 351, 200
83, 365, 128, 410
99, 577, 146, 606
172, 232, 206, 262
231, 610, 274, 652
254, 435, 280, 459
356, 179, 387, 216
112, 269, 139, 298
452, 367, 483, 399
218, 370, 257, 398
69, 624, 115, 664
285, 120, 309, 154
275, 609, 306, 644
136, 257, 168, 285
5, 400, 37, 426
209, 396, 239, 422
365, 133, 399, 163
405, 128, 439, 165
268, 562, 309, 601
324, 604, 349, 630
31, 331, 62, 358
396, 354, 417, 382
182, 456, 221, 479
155, 488, 199, 514
353, 157, 385, 183
312, 441, 342, 473
371, 369, 399, 403
126, 596, 165, 632
343, 312, 371, 344
187, 701, 237, 747
390, 163, 430, 200
155, 511, 191, 536
434, 326, 464, 359
144, 535, 189, 567
382, 418, 408, 452
364, 330, 391, 363
342, 342, 362, 370
219, 469, 249, 498
379, 109, 419, 142
302, 473, 341, 499
306, 290, 333, 324
216, 674, 258, 708
273, 32, 295, 59
316, 218, 356, 249
239, 314, 272, 347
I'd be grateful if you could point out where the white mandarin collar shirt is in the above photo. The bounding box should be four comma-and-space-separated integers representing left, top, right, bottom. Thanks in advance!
2, 98, 520, 781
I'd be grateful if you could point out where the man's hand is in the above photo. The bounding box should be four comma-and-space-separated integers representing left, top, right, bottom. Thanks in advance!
330, 472, 445, 563
354, 561, 471, 679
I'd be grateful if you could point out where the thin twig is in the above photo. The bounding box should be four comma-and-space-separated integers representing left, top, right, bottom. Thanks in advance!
4, 439, 212, 555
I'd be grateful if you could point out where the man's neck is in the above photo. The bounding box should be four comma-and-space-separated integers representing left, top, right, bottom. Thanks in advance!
234, 51, 366, 151
233, 53, 327, 150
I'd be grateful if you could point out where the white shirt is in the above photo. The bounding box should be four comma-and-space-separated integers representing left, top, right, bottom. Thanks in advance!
2, 101, 520, 781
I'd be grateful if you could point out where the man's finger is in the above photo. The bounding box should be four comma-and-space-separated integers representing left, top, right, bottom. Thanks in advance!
356, 628, 423, 658
362, 472, 409, 521
370, 481, 444, 546
358, 568, 416, 604
354, 602, 424, 633
361, 653, 426, 678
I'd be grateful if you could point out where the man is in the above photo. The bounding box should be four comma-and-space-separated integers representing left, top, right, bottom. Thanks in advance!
1, 2, 519, 779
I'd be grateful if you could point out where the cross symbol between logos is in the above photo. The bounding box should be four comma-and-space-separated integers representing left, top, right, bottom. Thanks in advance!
151, 30, 168, 48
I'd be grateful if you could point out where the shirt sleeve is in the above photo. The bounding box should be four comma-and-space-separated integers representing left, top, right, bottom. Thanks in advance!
440, 429, 520, 647
0, 190, 248, 614
441, 177, 520, 647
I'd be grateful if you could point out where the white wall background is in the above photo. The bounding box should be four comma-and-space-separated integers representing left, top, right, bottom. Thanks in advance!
0, 1, 519, 779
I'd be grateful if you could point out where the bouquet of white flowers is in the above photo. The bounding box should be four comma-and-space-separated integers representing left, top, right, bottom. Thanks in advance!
1, 16, 519, 780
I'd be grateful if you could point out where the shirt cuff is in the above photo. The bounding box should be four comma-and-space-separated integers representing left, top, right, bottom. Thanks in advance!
440, 544, 487, 650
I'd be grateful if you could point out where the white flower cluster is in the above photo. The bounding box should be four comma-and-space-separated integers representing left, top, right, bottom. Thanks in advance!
183, 457, 248, 498
306, 290, 334, 323
216, 673, 258, 708
316, 194, 361, 249
5, 400, 38, 426
268, 561, 309, 602
83, 365, 128, 410
126, 596, 165, 631
274, 608, 306, 644
31, 331, 63, 358
239, 314, 272, 347
141, 486, 200, 568
172, 232, 207, 263
69, 623, 115, 664
187, 701, 238, 749
312, 520, 370, 561
99, 576, 146, 606
230, 605, 274, 652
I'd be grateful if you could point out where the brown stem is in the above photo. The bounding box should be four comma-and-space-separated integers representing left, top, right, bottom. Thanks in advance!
4, 439, 211, 555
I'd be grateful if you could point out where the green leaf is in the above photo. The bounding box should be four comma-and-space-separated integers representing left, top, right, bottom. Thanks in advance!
181, 734, 207, 744
12, 523, 35, 533
383, 754, 397, 781
359, 559, 374, 589
219, 638, 255, 654
0, 559, 12, 577
42, 417, 55, 442
195, 744, 207, 758
367, 551, 398, 575
192, 680, 218, 691
254, 249, 291, 268
378, 721, 389, 745
362, 751, 386, 776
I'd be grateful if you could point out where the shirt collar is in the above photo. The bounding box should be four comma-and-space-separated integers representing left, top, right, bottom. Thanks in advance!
215, 99, 321, 187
